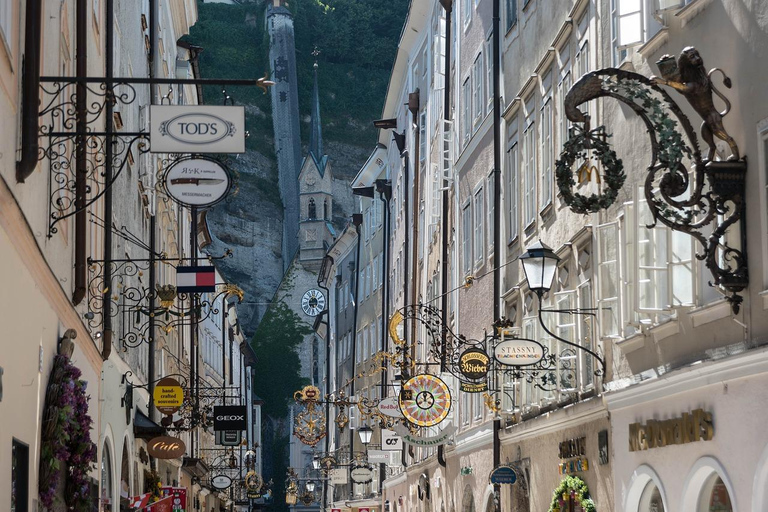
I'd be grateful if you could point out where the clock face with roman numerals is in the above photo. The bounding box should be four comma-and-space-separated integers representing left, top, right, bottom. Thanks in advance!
301, 289, 325, 317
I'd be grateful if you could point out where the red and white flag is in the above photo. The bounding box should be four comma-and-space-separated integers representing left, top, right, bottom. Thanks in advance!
176, 266, 216, 293
129, 493, 150, 509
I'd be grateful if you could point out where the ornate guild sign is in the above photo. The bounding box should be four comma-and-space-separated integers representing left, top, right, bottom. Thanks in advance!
301, 289, 326, 317
152, 377, 184, 415
350, 466, 374, 484
163, 157, 231, 208
459, 348, 489, 380
494, 338, 545, 366
398, 374, 452, 428
150, 105, 245, 153
147, 436, 186, 459
245, 471, 263, 492
211, 474, 232, 490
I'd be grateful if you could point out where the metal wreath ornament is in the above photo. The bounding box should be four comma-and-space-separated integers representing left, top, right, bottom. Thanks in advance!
557, 47, 747, 311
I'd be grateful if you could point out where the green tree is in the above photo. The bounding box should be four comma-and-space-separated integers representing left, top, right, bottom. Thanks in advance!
250, 301, 312, 419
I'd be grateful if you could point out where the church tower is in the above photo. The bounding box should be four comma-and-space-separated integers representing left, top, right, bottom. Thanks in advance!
297, 61, 334, 270
266, 0, 301, 269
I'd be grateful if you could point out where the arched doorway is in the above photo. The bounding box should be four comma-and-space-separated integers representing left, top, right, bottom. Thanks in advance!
462, 485, 475, 512
626, 465, 667, 512
120, 441, 131, 510
682, 457, 737, 512
100, 443, 113, 511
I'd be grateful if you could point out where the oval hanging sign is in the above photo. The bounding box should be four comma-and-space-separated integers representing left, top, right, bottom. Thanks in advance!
459, 348, 490, 380
350, 466, 374, 484
494, 338, 545, 366
163, 157, 231, 208
489, 465, 517, 485
211, 474, 233, 490
377, 396, 405, 418
150, 105, 245, 154
153, 377, 184, 415
147, 436, 186, 460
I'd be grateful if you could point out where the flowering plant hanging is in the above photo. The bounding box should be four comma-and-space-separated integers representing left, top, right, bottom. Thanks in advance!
38, 349, 97, 510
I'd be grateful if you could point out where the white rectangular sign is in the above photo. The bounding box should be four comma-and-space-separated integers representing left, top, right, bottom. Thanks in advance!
367, 450, 392, 464
329, 468, 348, 485
381, 429, 403, 451
150, 105, 245, 154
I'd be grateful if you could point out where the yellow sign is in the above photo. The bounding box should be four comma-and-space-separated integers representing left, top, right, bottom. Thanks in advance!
153, 377, 184, 415
629, 408, 714, 452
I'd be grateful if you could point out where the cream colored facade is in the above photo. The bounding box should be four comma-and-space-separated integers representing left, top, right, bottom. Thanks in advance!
1, 1, 256, 511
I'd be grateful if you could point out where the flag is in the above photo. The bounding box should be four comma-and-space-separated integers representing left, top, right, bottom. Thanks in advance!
176, 266, 216, 293
128, 493, 150, 510
145, 495, 173, 512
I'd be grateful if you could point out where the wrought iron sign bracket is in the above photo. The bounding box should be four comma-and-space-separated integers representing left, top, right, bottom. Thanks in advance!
558, 48, 748, 312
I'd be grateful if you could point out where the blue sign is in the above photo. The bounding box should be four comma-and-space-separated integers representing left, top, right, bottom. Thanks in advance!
489, 466, 517, 485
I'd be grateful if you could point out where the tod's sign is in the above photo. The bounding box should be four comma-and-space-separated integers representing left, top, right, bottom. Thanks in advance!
150, 106, 245, 153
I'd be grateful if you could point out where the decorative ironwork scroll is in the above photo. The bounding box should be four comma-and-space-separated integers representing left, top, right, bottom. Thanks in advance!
558, 47, 747, 311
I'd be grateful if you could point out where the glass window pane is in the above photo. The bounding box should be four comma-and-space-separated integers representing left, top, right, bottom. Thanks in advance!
619, 12, 643, 46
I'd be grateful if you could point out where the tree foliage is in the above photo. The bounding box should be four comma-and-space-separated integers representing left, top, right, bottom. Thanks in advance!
250, 301, 312, 419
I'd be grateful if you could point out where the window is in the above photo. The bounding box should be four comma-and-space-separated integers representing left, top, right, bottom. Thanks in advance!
462, 78, 471, 144
419, 110, 427, 166
487, 172, 495, 258
506, 0, 518, 31
611, 0, 663, 66
638, 480, 665, 512
12, 440, 29, 512
474, 188, 484, 267
0, 1, 11, 52
463, 0, 472, 27
472, 53, 484, 128
308, 198, 317, 220
473, 393, 483, 421
356, 329, 363, 363
462, 202, 473, 274
558, 44, 572, 157
540, 71, 553, 210
597, 222, 620, 338
522, 98, 537, 228
372, 256, 378, 292
698, 474, 733, 512
460, 388, 470, 426
485, 38, 493, 115
506, 132, 519, 242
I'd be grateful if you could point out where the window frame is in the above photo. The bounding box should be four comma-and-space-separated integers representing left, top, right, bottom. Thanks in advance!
473, 185, 485, 269
540, 70, 554, 212
522, 98, 537, 229
506, 129, 519, 244
462, 200, 473, 275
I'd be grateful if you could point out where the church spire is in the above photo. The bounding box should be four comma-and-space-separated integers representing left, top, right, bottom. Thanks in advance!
309, 48, 323, 161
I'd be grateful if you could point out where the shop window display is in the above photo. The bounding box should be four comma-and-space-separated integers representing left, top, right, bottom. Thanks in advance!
638, 481, 664, 512
699, 475, 732, 512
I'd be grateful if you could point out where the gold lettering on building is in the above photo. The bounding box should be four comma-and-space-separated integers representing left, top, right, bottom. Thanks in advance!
628, 408, 713, 452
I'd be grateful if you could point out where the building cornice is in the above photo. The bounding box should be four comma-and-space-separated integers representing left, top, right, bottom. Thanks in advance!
604, 346, 768, 411
499, 397, 607, 443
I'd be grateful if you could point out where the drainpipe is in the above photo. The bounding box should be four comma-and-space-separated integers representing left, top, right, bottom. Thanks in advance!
16, 0, 42, 183
349, 213, 363, 499
438, 0, 453, 470
408, 90, 420, 353
72, 0, 88, 305
492, 0, 502, 510
101, 0, 115, 359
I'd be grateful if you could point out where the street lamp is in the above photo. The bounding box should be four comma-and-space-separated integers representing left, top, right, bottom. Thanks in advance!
306, 480, 316, 493
358, 425, 373, 446
312, 454, 321, 470
519, 240, 560, 298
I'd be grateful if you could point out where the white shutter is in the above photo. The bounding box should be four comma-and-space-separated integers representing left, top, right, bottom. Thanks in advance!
670, 226, 695, 306
434, 17, 446, 90
441, 120, 453, 187
596, 221, 620, 338
430, 164, 441, 230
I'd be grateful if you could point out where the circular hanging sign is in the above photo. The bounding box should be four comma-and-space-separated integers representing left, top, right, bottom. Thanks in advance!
489, 465, 517, 485
377, 396, 405, 418
153, 377, 184, 415
494, 338, 545, 367
245, 471, 263, 492
399, 374, 452, 427
147, 435, 186, 459
350, 466, 374, 484
211, 474, 233, 490
163, 157, 231, 208
458, 348, 490, 380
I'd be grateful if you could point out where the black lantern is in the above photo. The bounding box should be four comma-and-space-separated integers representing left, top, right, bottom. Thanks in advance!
311, 454, 321, 470
520, 241, 560, 297
305, 480, 316, 493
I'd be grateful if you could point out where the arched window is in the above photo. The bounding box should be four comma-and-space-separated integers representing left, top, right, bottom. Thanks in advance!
462, 486, 475, 512
308, 198, 317, 220
101, 443, 113, 511
324, 199, 329, 220
698, 474, 733, 512
639, 480, 665, 512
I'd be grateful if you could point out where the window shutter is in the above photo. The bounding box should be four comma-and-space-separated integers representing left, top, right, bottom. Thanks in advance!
670, 227, 695, 306
635, 187, 669, 312
596, 221, 620, 338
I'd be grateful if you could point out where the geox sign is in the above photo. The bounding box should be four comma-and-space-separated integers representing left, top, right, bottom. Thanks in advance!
213, 405, 247, 431
150, 105, 245, 154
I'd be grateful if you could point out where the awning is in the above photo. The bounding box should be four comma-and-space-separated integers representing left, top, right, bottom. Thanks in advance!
182, 457, 209, 479
133, 409, 166, 440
